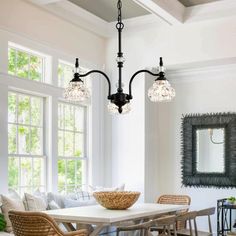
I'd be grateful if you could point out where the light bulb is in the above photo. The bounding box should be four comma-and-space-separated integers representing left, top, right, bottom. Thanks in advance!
148, 80, 175, 102
64, 81, 90, 102
107, 102, 131, 114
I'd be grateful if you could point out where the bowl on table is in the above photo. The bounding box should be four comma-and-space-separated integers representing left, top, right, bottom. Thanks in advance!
93, 191, 140, 210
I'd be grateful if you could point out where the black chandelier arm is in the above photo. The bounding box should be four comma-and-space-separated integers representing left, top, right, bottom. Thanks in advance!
79, 70, 112, 98
128, 70, 159, 98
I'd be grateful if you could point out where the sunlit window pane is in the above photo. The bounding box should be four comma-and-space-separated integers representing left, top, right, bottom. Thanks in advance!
58, 102, 86, 193
31, 127, 42, 155
64, 131, 74, 157
8, 92, 45, 195
64, 104, 74, 131
18, 94, 30, 125
8, 46, 45, 82
8, 124, 17, 154
58, 131, 64, 156
67, 160, 76, 185
8, 157, 19, 189
21, 158, 32, 187
75, 106, 84, 132
74, 133, 83, 157
29, 55, 43, 82
16, 51, 29, 79
58, 62, 73, 88
8, 48, 16, 75
18, 125, 30, 154
33, 158, 44, 187
31, 97, 42, 126
58, 159, 66, 192
8, 93, 17, 123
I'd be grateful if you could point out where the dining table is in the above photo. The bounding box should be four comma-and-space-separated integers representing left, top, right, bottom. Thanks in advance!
45, 203, 189, 236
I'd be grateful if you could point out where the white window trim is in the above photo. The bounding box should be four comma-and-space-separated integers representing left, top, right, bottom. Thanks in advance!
8, 91, 46, 195
8, 41, 52, 84
57, 101, 88, 193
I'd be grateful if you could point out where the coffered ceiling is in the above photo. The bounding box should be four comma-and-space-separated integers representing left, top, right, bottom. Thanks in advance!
28, 0, 236, 37
68, 0, 150, 22
178, 0, 223, 7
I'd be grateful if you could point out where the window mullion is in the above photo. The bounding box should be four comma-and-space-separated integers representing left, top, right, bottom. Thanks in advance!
8, 91, 45, 194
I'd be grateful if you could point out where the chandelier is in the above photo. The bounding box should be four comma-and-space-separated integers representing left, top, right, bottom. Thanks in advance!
64, 0, 175, 114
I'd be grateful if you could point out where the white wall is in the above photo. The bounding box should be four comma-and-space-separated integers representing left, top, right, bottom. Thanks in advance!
147, 65, 236, 232
106, 13, 236, 231
0, 0, 106, 65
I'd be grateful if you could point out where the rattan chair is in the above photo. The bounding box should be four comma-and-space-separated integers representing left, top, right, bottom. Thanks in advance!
154, 194, 191, 231
116, 215, 177, 236
179, 207, 215, 236
9, 210, 88, 236
176, 211, 197, 236
195, 207, 215, 236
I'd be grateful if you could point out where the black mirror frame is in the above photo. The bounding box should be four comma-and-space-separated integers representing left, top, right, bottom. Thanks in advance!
181, 112, 236, 188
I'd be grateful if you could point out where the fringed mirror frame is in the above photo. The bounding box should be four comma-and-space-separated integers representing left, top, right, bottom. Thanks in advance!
181, 112, 236, 188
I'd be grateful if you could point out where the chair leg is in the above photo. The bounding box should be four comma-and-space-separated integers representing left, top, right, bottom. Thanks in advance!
173, 227, 177, 236
116, 229, 120, 236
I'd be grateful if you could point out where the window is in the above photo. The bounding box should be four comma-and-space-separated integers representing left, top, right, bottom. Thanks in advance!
8, 92, 45, 194
58, 60, 89, 88
58, 61, 74, 88
8, 43, 45, 82
58, 102, 87, 193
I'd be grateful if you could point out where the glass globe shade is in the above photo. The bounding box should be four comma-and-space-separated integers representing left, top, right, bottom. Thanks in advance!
148, 80, 175, 102
64, 81, 90, 102
107, 102, 131, 114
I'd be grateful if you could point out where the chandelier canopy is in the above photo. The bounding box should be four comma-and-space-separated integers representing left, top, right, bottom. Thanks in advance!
64, 0, 175, 114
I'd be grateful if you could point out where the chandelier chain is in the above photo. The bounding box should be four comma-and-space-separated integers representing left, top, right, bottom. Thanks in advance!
116, 0, 124, 30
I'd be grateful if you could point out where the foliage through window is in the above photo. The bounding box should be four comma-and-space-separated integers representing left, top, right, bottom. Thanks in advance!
58, 61, 89, 88
8, 45, 44, 82
58, 102, 86, 193
8, 92, 45, 194
58, 62, 74, 88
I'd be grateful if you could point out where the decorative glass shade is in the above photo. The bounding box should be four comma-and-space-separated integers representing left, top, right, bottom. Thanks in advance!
107, 102, 131, 114
148, 80, 175, 102
64, 81, 90, 102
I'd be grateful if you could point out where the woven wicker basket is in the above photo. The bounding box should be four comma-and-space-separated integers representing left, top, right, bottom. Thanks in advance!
93, 191, 140, 210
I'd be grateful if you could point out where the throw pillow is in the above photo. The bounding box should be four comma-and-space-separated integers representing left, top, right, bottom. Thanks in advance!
48, 200, 61, 210
34, 189, 48, 204
74, 189, 92, 201
0, 195, 25, 233
47, 192, 66, 208
89, 183, 125, 192
64, 198, 96, 208
24, 193, 47, 211
0, 214, 6, 231
8, 189, 21, 200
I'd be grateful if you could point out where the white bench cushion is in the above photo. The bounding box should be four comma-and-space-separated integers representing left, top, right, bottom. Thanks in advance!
0, 232, 13, 236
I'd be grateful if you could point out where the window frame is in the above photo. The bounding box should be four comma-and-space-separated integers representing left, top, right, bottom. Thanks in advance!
8, 90, 46, 195
57, 100, 88, 193
8, 42, 51, 84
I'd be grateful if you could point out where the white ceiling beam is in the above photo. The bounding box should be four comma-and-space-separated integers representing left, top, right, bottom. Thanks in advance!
27, 0, 111, 37
132, 0, 185, 25
184, 0, 236, 23
29, 0, 65, 5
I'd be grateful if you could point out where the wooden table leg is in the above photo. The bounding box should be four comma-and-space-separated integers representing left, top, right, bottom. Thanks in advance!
89, 224, 106, 236
62, 223, 76, 232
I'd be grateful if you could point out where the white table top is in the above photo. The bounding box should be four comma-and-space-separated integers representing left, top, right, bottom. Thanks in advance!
45, 203, 188, 224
